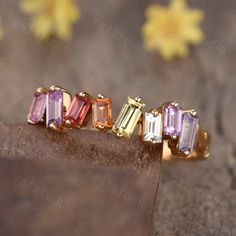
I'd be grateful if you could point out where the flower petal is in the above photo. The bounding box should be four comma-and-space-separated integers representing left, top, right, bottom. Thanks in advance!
53, 1, 79, 39
185, 10, 204, 24
170, 0, 187, 11
159, 43, 176, 60
55, 21, 72, 40
31, 15, 53, 40
174, 42, 189, 57
145, 4, 165, 20
20, 0, 43, 15
184, 26, 204, 44
65, 0, 80, 21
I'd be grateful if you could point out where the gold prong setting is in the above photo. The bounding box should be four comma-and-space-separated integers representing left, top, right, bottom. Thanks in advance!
160, 101, 209, 159
98, 93, 105, 99
46, 86, 72, 132
92, 93, 113, 131
27, 88, 210, 160
79, 92, 96, 102
112, 96, 145, 138
64, 91, 93, 129
142, 108, 163, 144
135, 96, 142, 103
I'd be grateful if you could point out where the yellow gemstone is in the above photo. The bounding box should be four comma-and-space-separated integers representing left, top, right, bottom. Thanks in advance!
112, 97, 145, 138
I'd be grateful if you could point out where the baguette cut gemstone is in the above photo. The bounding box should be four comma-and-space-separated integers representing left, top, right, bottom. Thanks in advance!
46, 89, 63, 127
178, 112, 199, 153
163, 104, 182, 137
143, 112, 163, 143
27, 91, 47, 123
64, 94, 91, 127
112, 97, 145, 138
92, 97, 112, 129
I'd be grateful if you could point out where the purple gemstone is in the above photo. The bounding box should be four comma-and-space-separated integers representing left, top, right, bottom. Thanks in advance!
27, 92, 46, 123
163, 104, 182, 137
46, 89, 63, 128
178, 112, 199, 153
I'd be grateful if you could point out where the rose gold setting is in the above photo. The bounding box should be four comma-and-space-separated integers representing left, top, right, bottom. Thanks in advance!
79, 92, 96, 102
161, 105, 209, 160
162, 128, 210, 160
27, 89, 210, 160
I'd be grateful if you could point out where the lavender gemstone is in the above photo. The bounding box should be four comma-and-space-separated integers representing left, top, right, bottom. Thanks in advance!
163, 104, 182, 137
27, 92, 46, 123
46, 90, 63, 128
178, 112, 199, 153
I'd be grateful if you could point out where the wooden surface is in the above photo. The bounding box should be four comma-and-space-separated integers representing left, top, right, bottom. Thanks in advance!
0, 123, 161, 236
0, 0, 236, 235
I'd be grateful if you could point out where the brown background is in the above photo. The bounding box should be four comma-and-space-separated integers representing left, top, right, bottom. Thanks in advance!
0, 124, 162, 236
0, 0, 235, 235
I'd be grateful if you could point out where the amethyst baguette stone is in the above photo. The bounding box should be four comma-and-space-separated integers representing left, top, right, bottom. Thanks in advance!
163, 103, 182, 138
27, 88, 47, 124
46, 89, 63, 128
177, 112, 199, 154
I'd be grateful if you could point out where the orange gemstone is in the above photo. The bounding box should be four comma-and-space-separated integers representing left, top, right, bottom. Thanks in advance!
92, 97, 112, 129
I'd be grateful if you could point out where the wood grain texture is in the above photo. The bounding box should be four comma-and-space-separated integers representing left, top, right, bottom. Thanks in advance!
0, 123, 161, 236
0, 0, 236, 235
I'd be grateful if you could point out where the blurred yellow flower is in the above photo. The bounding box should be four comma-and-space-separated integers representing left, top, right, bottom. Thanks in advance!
142, 0, 204, 60
20, 0, 80, 41
0, 17, 3, 40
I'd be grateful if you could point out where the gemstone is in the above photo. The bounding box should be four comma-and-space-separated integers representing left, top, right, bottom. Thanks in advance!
27, 90, 47, 124
64, 94, 91, 127
143, 111, 163, 143
112, 97, 145, 138
46, 89, 63, 128
163, 103, 182, 137
92, 97, 112, 129
178, 112, 199, 153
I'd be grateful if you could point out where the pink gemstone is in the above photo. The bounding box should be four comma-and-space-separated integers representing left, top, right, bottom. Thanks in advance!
64, 94, 91, 127
163, 104, 182, 137
46, 89, 63, 127
27, 91, 46, 123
